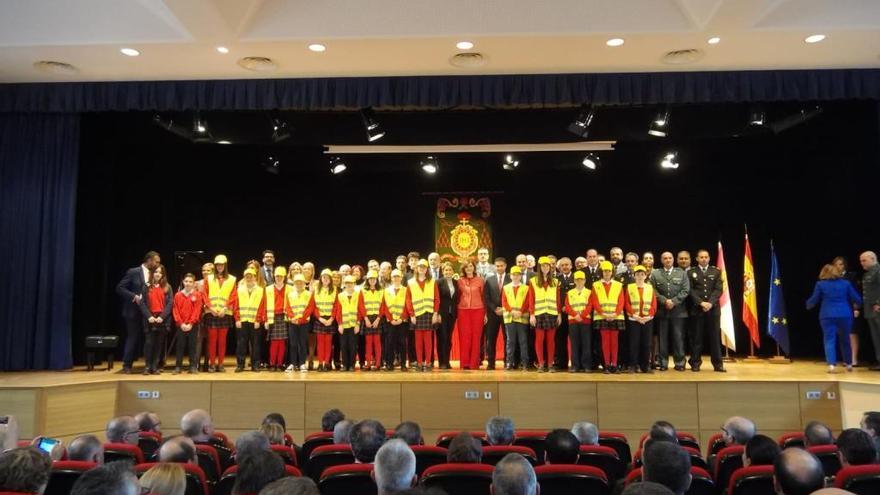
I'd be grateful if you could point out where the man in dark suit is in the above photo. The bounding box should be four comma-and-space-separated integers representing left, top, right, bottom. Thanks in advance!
688, 249, 726, 372
484, 257, 508, 370
859, 251, 880, 370
651, 252, 690, 371
260, 250, 276, 286
116, 250, 161, 373
437, 263, 459, 370
555, 257, 576, 371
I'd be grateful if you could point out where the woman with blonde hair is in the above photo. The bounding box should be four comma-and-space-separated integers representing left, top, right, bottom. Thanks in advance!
140, 462, 185, 495
807, 263, 862, 373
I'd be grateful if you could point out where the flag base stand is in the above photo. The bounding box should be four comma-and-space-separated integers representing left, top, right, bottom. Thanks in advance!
722, 356, 737, 363
768, 356, 791, 364
742, 356, 765, 363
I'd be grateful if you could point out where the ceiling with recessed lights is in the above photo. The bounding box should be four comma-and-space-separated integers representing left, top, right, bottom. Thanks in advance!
1, 0, 879, 83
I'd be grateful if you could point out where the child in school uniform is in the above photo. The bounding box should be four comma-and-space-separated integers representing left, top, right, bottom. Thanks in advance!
172, 272, 206, 374
266, 266, 289, 371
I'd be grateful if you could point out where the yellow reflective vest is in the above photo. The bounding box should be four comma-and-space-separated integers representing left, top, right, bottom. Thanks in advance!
627, 284, 655, 317
530, 279, 559, 316
264, 284, 288, 325
361, 288, 384, 316
208, 275, 237, 315
384, 286, 408, 320
236, 285, 264, 323
592, 280, 625, 320
502, 284, 529, 324
314, 288, 337, 318
286, 288, 313, 322
408, 279, 436, 316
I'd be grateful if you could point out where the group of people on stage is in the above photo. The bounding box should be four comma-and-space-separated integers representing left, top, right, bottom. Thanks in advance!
115, 246, 880, 375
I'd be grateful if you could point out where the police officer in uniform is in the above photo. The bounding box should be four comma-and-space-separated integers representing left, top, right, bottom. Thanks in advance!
688, 249, 726, 372
651, 252, 690, 371
555, 257, 576, 370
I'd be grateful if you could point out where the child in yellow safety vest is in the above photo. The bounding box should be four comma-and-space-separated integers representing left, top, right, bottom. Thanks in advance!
229, 268, 266, 373
284, 274, 314, 373
312, 269, 338, 372
360, 271, 385, 371
590, 261, 625, 373
625, 265, 657, 374
501, 266, 530, 371
564, 271, 595, 372
332, 276, 366, 372
527, 256, 561, 372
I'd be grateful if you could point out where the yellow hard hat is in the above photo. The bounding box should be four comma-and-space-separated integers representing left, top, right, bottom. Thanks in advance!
366, 270, 379, 279
538, 256, 552, 265
214, 254, 228, 265
274, 266, 287, 277
320, 268, 333, 278
244, 268, 257, 277
510, 266, 522, 275
600, 261, 614, 271
391, 269, 403, 278
343, 275, 356, 284
574, 271, 586, 280
633, 265, 647, 273
293, 274, 306, 283
417, 259, 429, 267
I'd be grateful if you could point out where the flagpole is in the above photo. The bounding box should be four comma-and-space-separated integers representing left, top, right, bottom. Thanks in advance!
768, 343, 791, 364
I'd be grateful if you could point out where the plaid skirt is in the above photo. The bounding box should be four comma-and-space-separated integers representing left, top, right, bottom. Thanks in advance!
534, 313, 557, 330
268, 316, 287, 340
412, 313, 435, 331
204, 313, 234, 329
362, 316, 382, 335
313, 320, 337, 335
595, 319, 626, 331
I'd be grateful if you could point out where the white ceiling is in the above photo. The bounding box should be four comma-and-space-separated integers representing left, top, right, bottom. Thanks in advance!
1, 0, 879, 83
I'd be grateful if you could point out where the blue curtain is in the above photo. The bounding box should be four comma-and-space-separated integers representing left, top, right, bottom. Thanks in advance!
1, 68, 878, 112
0, 113, 79, 370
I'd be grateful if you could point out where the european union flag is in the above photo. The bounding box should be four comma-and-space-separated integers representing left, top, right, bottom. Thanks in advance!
768, 241, 790, 355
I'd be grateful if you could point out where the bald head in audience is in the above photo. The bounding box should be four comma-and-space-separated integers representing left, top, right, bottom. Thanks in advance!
158, 436, 197, 464
491, 454, 538, 495
180, 409, 214, 443
68, 435, 104, 464
773, 448, 825, 495
722, 416, 756, 446
106, 416, 139, 446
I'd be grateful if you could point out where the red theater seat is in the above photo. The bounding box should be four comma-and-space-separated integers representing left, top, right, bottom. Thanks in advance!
45, 461, 97, 495
137, 432, 161, 461
435, 431, 489, 449
577, 445, 624, 482
319, 463, 376, 495
482, 445, 537, 466
713, 445, 744, 494
216, 464, 301, 495
420, 463, 495, 495
777, 432, 805, 449
135, 463, 209, 495
638, 432, 700, 452
707, 432, 726, 455
212, 432, 231, 449
283, 433, 295, 447
301, 432, 334, 464
807, 444, 842, 477
625, 467, 714, 495
728, 465, 775, 495
512, 430, 548, 464
194, 443, 221, 483
834, 464, 880, 495
410, 445, 448, 475
270, 444, 298, 467
103, 443, 145, 464
306, 444, 355, 481
598, 432, 632, 465
536, 464, 609, 495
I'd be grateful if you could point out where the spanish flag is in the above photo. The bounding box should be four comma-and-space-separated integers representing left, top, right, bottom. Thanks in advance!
742, 233, 760, 348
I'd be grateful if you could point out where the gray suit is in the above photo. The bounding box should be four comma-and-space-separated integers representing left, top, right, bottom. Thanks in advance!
862, 264, 880, 361
651, 267, 690, 369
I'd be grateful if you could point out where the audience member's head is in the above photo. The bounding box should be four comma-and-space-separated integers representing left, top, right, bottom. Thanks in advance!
321, 409, 345, 433
621, 482, 676, 495
68, 435, 105, 464
71, 460, 139, 495
392, 421, 423, 446
448, 432, 482, 463
0, 415, 20, 453
650, 421, 677, 443
233, 450, 284, 495
139, 462, 185, 495
641, 433, 677, 466
372, 439, 417, 495
260, 422, 285, 446
234, 431, 271, 463
135, 412, 161, 434
486, 417, 515, 446
491, 453, 538, 495
571, 422, 598, 446
722, 416, 756, 446
773, 448, 825, 495
804, 421, 834, 447
333, 420, 354, 445
544, 429, 580, 465
106, 416, 139, 445
836, 428, 877, 467
350, 420, 386, 463
262, 413, 286, 432
642, 441, 692, 495
811, 489, 858, 495
0, 447, 51, 495
180, 409, 214, 443
259, 476, 319, 495
158, 436, 197, 464
743, 434, 781, 467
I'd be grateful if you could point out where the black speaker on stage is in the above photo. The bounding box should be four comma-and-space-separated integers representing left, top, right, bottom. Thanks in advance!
85, 335, 118, 371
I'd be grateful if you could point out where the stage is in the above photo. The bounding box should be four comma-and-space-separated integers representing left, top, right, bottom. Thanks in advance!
2, 360, 878, 454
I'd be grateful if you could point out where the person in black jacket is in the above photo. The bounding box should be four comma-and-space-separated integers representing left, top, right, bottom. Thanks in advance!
437, 262, 459, 370
834, 256, 865, 366
116, 251, 161, 374
555, 257, 576, 370
484, 257, 508, 370
688, 249, 725, 372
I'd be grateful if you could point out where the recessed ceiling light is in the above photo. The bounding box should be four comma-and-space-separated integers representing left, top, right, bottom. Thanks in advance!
804, 34, 826, 44
707, 37, 721, 45
216, 46, 229, 54
216, 140, 231, 145
120, 48, 140, 57
606, 38, 625, 47
308, 43, 326, 52
456, 41, 474, 50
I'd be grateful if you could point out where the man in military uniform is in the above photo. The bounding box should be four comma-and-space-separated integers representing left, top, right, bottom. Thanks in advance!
613, 252, 640, 369
860, 251, 880, 370
651, 252, 690, 371
688, 249, 726, 372
555, 257, 576, 370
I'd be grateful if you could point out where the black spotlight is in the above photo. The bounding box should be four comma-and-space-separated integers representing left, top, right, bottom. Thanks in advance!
271, 116, 292, 142
582, 153, 600, 170
329, 156, 347, 175
568, 104, 596, 138
261, 155, 280, 175
648, 108, 670, 137
360, 108, 386, 142
748, 105, 766, 126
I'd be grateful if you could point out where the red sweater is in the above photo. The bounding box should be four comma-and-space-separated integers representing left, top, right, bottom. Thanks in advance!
332, 291, 367, 328
404, 279, 440, 315
173, 290, 206, 326
229, 285, 267, 323
625, 285, 657, 317
271, 285, 286, 314
147, 286, 168, 313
